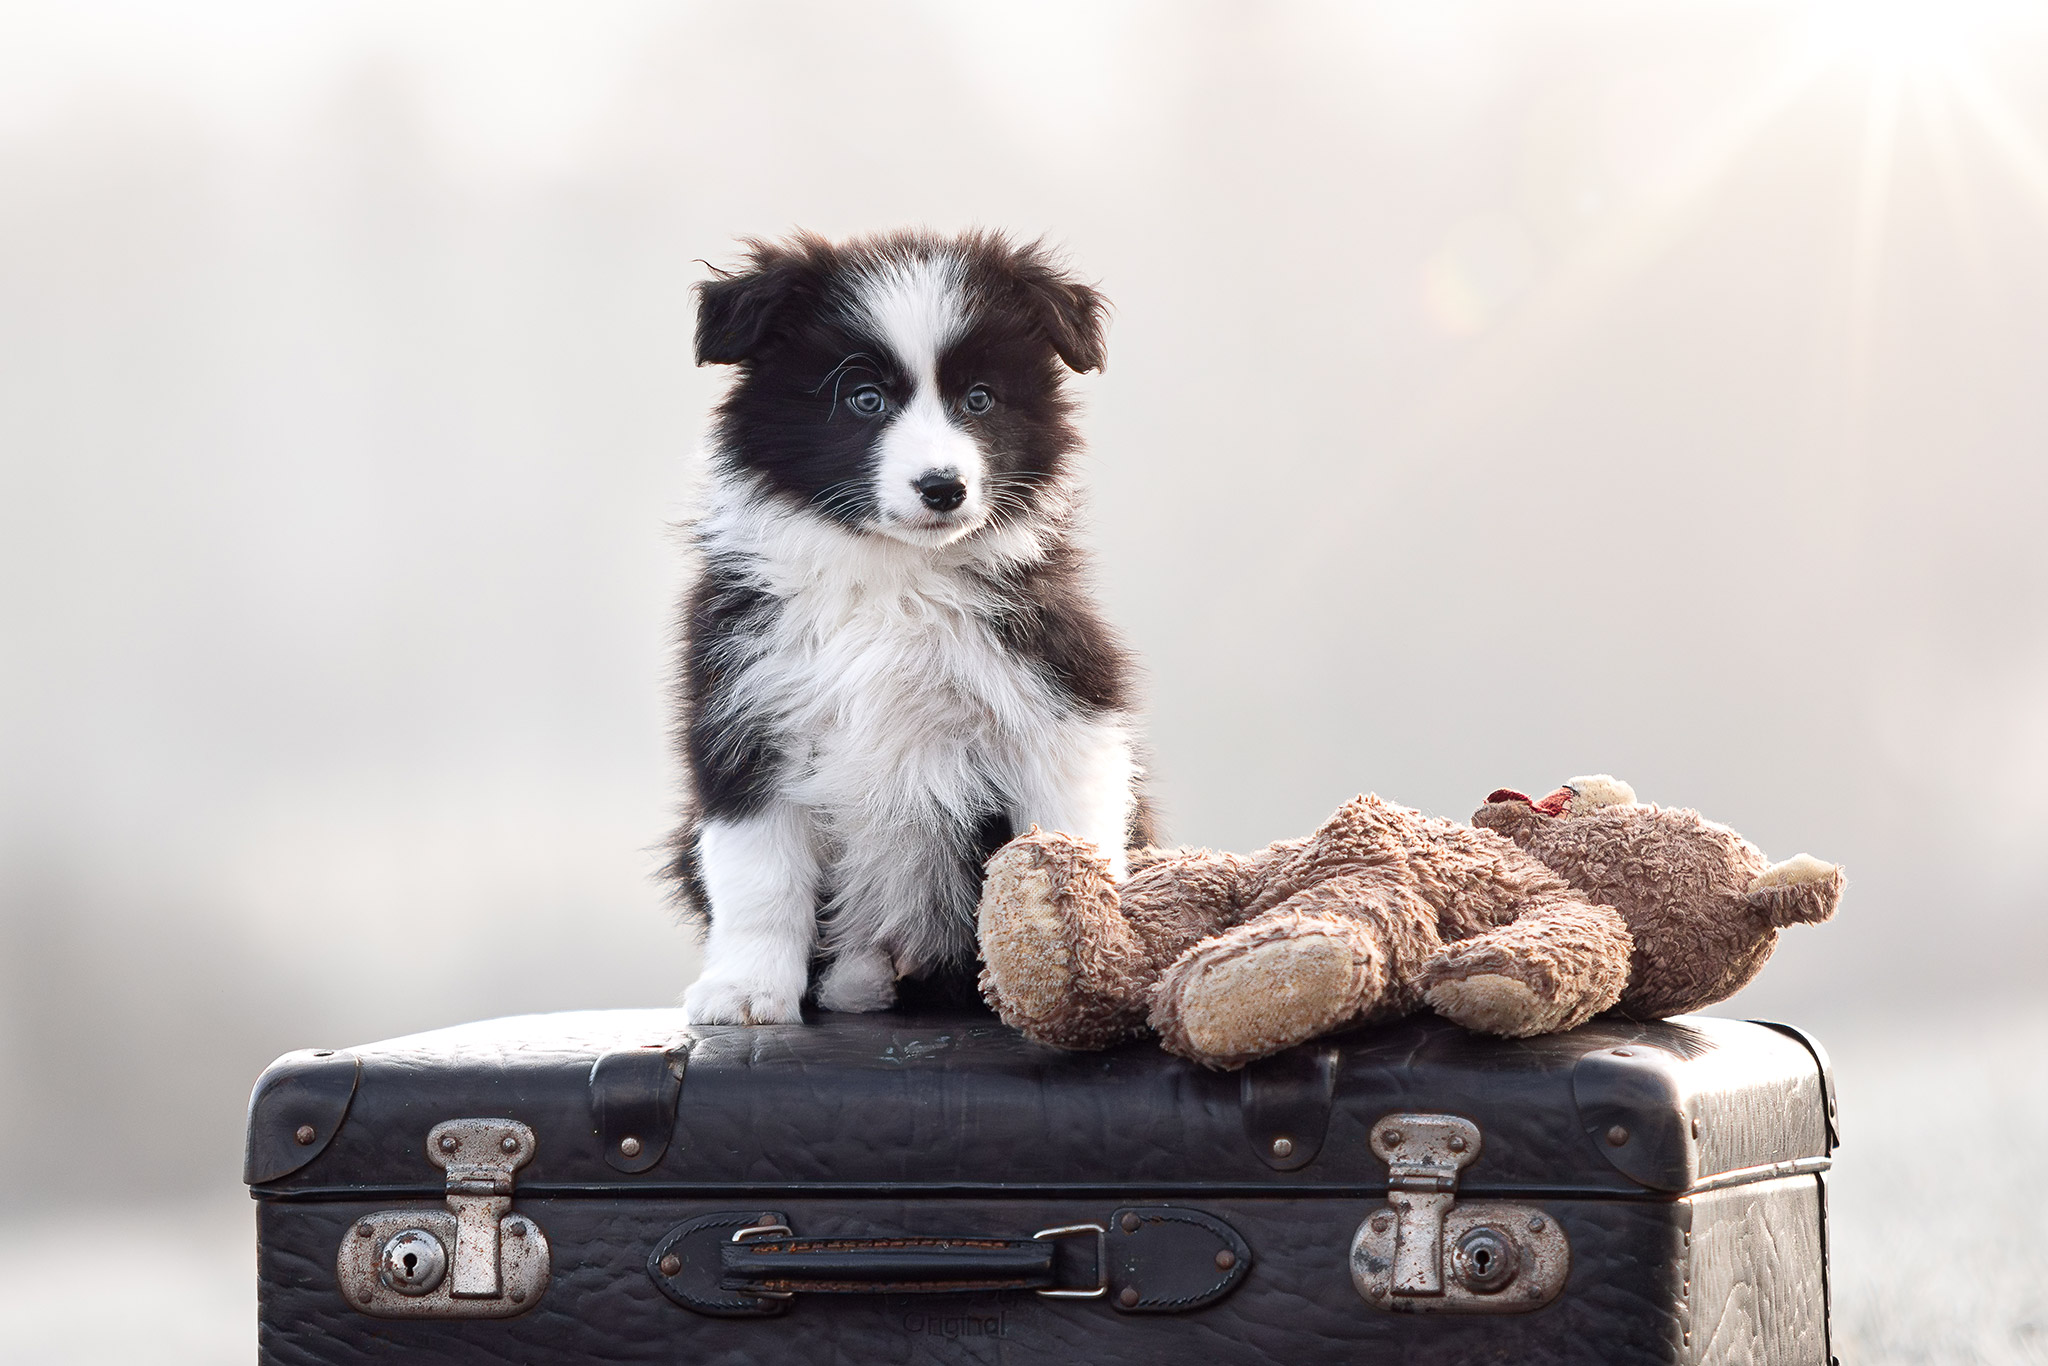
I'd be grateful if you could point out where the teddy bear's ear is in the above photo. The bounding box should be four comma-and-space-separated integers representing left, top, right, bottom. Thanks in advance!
1564, 776, 1636, 811
1472, 791, 1543, 838
1746, 856, 1843, 927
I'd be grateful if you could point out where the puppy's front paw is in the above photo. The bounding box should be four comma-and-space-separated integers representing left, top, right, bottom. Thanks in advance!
814, 949, 898, 1014
683, 973, 805, 1026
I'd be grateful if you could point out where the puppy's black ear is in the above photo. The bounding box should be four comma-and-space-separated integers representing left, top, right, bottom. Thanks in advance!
694, 249, 815, 366
1022, 272, 1109, 374
999, 241, 1107, 373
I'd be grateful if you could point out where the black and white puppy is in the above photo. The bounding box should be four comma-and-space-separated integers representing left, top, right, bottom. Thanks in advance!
670, 229, 1152, 1025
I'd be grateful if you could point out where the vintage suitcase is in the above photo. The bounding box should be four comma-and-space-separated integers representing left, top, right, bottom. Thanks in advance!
247, 1005, 1838, 1365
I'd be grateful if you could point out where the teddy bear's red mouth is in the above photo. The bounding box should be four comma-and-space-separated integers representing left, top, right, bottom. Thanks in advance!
1487, 787, 1574, 816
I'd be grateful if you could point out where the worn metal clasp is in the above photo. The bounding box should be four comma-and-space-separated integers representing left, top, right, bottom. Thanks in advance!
1373, 1112, 1480, 1295
428, 1118, 533, 1298
335, 1118, 551, 1318
1351, 1111, 1570, 1314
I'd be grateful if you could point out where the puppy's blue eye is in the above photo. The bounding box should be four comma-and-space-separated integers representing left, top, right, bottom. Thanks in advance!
847, 386, 886, 417
963, 385, 994, 416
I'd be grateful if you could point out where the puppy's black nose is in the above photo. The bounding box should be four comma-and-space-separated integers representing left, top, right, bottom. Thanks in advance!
914, 470, 968, 512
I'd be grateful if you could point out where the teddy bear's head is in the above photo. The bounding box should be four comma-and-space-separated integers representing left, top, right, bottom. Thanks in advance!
1472, 775, 1842, 1019
1479, 774, 1639, 821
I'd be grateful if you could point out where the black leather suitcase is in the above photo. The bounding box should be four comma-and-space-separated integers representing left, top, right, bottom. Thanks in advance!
247, 1005, 1838, 1364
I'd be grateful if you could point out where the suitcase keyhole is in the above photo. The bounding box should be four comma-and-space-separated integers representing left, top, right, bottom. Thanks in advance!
402, 1251, 419, 1278
376, 1228, 449, 1297
1453, 1225, 1520, 1294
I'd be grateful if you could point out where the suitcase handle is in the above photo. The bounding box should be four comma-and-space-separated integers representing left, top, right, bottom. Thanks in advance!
719, 1223, 1096, 1296
649, 1208, 1251, 1318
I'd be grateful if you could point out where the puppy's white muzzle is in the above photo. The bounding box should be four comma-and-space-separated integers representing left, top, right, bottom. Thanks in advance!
872, 394, 985, 544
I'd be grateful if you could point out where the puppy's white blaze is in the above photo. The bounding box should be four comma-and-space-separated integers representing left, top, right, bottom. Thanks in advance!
849, 253, 988, 544
850, 252, 966, 382
873, 387, 986, 541
683, 805, 819, 1024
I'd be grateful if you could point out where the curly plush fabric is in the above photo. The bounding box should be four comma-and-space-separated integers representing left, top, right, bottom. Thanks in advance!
1473, 796, 1844, 1020
978, 779, 1842, 1069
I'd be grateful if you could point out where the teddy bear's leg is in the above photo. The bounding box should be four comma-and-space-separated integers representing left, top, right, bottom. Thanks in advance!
1417, 896, 1634, 1037
1148, 877, 1445, 1069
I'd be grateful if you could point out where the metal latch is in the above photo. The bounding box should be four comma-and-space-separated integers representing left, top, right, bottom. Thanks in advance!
1349, 1112, 1569, 1314
336, 1118, 552, 1318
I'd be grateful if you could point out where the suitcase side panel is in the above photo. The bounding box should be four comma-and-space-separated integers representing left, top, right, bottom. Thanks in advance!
1685, 1175, 1829, 1366
260, 1193, 1726, 1366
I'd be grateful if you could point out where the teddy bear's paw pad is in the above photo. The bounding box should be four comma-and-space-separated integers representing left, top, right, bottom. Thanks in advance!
1748, 853, 1837, 892
978, 856, 1072, 1021
1178, 934, 1358, 1060
1425, 973, 1555, 1038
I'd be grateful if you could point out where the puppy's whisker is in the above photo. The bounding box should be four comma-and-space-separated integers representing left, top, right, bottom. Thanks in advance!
811, 352, 884, 423
808, 476, 868, 509
808, 352, 882, 395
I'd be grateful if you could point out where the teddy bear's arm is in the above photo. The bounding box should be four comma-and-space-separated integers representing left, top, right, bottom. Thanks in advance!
1416, 895, 1633, 1038
977, 832, 1277, 1053
977, 828, 1153, 1051
1117, 847, 1269, 964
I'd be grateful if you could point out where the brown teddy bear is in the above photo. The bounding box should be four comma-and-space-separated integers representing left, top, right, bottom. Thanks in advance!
976, 776, 1842, 1068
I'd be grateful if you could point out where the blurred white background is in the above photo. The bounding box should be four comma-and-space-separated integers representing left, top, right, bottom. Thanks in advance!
2, 1, 2045, 1360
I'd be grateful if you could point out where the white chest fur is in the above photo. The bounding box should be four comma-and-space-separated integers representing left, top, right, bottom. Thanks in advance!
749, 555, 1061, 827
686, 487, 1139, 1018
702, 492, 1072, 845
